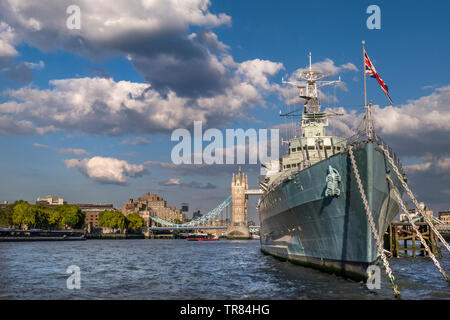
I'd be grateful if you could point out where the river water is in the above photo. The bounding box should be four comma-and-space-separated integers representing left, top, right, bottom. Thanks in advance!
0, 239, 449, 300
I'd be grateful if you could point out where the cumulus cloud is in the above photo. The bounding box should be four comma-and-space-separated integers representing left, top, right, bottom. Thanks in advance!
0, 1, 289, 135
0, 0, 232, 98
236, 58, 284, 91
0, 59, 280, 135
326, 86, 450, 158
0, 115, 56, 135
64, 156, 148, 185
373, 85, 450, 137
0, 22, 44, 84
0, 22, 17, 58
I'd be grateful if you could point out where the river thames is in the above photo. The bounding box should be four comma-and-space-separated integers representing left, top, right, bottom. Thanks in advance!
0, 239, 449, 299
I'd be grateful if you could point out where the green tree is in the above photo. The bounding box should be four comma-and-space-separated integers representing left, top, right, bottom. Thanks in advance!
0, 204, 14, 227
57, 205, 85, 229
34, 204, 53, 229
47, 208, 63, 229
99, 210, 126, 231
12, 202, 36, 229
126, 213, 145, 233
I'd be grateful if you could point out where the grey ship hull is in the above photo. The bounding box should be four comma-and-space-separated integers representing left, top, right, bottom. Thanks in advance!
258, 142, 404, 280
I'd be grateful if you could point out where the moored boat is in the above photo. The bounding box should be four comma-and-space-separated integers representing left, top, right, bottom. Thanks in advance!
257, 51, 405, 281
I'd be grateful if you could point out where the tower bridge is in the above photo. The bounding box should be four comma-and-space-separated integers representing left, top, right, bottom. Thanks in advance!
148, 167, 262, 239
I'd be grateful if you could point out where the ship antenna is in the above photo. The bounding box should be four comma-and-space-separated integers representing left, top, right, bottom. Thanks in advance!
309, 52, 312, 72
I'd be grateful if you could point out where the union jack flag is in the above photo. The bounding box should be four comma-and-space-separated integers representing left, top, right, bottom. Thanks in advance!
364, 49, 393, 105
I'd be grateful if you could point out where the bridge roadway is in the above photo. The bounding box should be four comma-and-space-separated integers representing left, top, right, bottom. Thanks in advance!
149, 226, 228, 231
245, 189, 264, 195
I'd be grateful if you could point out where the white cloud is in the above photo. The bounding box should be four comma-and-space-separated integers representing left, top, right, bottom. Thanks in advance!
59, 148, 89, 156
0, 56, 283, 135
121, 137, 151, 145
290, 58, 357, 79
373, 85, 450, 137
23, 60, 45, 70
64, 156, 148, 184
236, 58, 284, 91
0, 0, 232, 97
0, 1, 286, 134
160, 178, 181, 186
324, 86, 450, 157
33, 143, 89, 155
0, 22, 17, 58
158, 177, 216, 189
436, 157, 450, 172
404, 162, 432, 173
280, 58, 358, 105
0, 115, 56, 135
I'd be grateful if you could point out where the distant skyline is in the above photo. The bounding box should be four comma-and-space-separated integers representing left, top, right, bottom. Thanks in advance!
1, 0, 449, 222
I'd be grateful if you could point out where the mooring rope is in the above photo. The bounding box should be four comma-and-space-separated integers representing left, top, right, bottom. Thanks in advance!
378, 144, 450, 253
348, 145, 401, 298
385, 175, 449, 283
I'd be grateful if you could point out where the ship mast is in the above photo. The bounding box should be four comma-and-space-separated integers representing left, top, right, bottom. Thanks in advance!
282, 53, 341, 136
362, 40, 375, 140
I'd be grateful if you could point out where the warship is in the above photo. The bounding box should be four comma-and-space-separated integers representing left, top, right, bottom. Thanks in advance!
257, 52, 405, 280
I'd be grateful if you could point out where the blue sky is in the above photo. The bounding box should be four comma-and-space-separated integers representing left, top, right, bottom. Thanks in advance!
0, 0, 449, 221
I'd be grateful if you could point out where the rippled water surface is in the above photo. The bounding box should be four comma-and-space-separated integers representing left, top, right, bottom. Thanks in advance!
0, 239, 449, 299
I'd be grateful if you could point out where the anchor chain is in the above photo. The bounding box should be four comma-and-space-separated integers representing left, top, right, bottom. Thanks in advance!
348, 146, 401, 298
386, 175, 449, 283
378, 144, 450, 253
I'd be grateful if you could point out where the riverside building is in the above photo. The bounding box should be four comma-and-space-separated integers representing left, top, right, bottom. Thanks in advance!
122, 193, 185, 227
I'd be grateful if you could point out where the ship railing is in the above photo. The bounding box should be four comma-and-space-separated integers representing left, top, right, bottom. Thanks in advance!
267, 167, 301, 192
374, 134, 404, 172
345, 134, 403, 173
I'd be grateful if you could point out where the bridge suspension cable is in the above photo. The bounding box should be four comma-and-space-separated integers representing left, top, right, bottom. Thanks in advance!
149, 195, 232, 227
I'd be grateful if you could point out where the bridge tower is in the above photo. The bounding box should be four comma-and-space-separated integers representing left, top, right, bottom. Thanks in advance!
227, 167, 251, 239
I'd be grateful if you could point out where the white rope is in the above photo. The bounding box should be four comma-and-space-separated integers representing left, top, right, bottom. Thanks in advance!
386, 175, 449, 283
378, 144, 450, 253
348, 146, 401, 298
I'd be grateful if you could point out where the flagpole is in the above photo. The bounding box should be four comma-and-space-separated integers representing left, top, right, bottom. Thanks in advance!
362, 40, 369, 138
362, 40, 367, 107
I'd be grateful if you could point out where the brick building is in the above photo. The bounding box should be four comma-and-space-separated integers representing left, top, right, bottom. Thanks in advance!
122, 193, 185, 227
439, 210, 450, 224
76, 204, 114, 228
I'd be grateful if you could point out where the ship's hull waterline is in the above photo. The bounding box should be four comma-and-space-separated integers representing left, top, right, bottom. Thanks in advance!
258, 142, 404, 281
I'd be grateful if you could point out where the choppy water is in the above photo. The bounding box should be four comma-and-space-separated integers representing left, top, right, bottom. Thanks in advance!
0, 239, 449, 299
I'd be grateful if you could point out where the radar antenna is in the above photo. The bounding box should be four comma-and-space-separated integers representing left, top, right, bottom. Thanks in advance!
282, 53, 342, 114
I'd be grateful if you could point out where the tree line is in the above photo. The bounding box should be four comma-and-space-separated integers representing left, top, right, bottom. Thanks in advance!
0, 201, 84, 229
98, 211, 145, 233
0, 202, 146, 233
